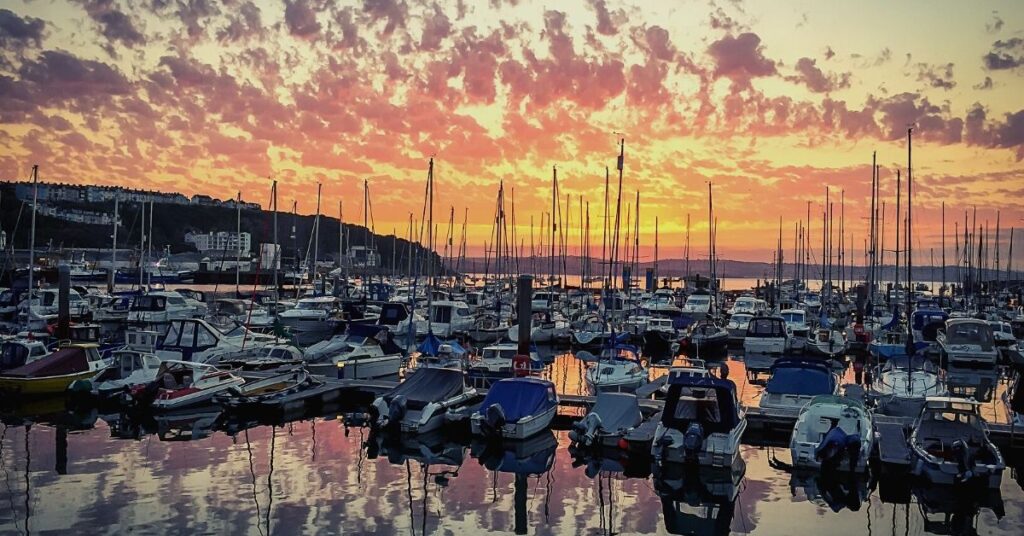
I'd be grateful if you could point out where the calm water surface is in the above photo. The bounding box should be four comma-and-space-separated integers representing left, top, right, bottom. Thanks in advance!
1, 355, 1021, 535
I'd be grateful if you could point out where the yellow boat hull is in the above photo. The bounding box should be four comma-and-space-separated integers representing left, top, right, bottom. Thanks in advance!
0, 370, 98, 396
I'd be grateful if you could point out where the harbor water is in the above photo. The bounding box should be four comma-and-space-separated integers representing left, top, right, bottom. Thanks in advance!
1, 352, 1021, 535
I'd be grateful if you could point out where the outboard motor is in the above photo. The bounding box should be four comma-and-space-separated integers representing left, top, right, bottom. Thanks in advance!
951, 439, 975, 483
387, 395, 408, 427
569, 413, 603, 447
480, 403, 506, 438
371, 395, 406, 429
682, 422, 705, 464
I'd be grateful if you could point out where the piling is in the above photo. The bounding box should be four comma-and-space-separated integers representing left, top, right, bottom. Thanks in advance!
56, 263, 70, 339
516, 274, 533, 354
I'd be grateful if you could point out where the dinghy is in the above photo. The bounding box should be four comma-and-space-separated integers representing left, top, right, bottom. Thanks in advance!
909, 397, 1005, 487
0, 344, 110, 395
371, 367, 476, 434
470, 377, 558, 440
569, 392, 644, 449
216, 368, 316, 411
128, 360, 244, 411
790, 395, 873, 472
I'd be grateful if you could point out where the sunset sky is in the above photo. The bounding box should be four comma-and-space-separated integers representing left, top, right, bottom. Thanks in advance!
1, 0, 1022, 264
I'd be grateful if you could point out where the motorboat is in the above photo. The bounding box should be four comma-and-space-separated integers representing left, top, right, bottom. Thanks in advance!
465, 312, 509, 343
91, 293, 134, 323
0, 344, 111, 395
868, 329, 909, 361
807, 326, 848, 358
642, 316, 678, 356
680, 290, 714, 320
370, 367, 477, 434
375, 301, 420, 335
216, 368, 317, 411
72, 334, 163, 399
413, 333, 469, 370
911, 307, 949, 353
937, 318, 998, 368
868, 356, 945, 417
682, 320, 729, 357
207, 298, 275, 332
743, 316, 790, 355
758, 358, 838, 411
790, 395, 873, 472
642, 290, 683, 317
725, 313, 752, 345
909, 397, 1005, 487
278, 296, 337, 342
470, 377, 558, 440
583, 344, 648, 393
127, 291, 204, 323
780, 308, 810, 351
651, 371, 746, 468
154, 318, 284, 364
727, 296, 765, 317
128, 360, 245, 411
303, 324, 404, 379
989, 320, 1017, 348
572, 315, 613, 348
507, 311, 570, 344
569, 392, 644, 449
0, 338, 50, 372
416, 300, 474, 338
530, 290, 561, 312
466, 343, 543, 388
18, 288, 91, 331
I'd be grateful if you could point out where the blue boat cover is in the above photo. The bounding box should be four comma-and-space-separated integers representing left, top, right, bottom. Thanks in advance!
385, 367, 465, 409
819, 312, 832, 330
477, 378, 556, 423
662, 375, 740, 434
417, 334, 467, 357
765, 358, 835, 396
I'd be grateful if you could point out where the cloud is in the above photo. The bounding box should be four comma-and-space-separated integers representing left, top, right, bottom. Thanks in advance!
588, 0, 618, 36
973, 76, 993, 90
74, 1, 145, 49
218, 2, 262, 42
992, 109, 1024, 159
285, 0, 321, 37
364, 0, 408, 36
0, 8, 45, 49
915, 62, 956, 90
707, 32, 777, 82
983, 37, 1024, 70
419, 4, 451, 51
787, 57, 850, 93
986, 11, 1003, 34
875, 92, 962, 144
18, 50, 131, 100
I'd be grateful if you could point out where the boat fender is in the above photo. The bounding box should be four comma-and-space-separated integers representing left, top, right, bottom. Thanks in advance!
482, 403, 506, 437
951, 439, 975, 483
682, 422, 704, 463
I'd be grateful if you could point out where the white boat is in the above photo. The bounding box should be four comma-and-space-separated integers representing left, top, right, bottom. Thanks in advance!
758, 358, 838, 411
572, 315, 612, 347
727, 296, 765, 317
790, 395, 873, 472
909, 397, 1005, 487
937, 318, 998, 368
82, 348, 164, 399
642, 290, 682, 316
154, 318, 285, 364
530, 290, 561, 312
467, 343, 542, 387
371, 367, 477, 434
569, 392, 644, 449
470, 377, 558, 440
807, 327, 848, 358
132, 360, 244, 411
780, 308, 810, 351
681, 291, 713, 320
725, 313, 752, 344
652, 371, 746, 468
743, 316, 790, 355
507, 311, 570, 344
278, 296, 337, 337
127, 291, 203, 324
303, 325, 403, 379
868, 356, 945, 417
416, 300, 474, 337
18, 288, 91, 330
583, 344, 648, 393
0, 338, 50, 371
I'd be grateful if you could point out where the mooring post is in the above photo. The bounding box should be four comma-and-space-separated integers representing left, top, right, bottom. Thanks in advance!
516, 274, 533, 355
57, 263, 70, 340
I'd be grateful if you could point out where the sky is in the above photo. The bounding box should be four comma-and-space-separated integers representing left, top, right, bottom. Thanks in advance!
1, 0, 1023, 264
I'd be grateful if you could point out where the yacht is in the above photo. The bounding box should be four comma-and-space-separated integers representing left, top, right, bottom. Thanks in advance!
278, 296, 338, 342
680, 290, 714, 320
758, 358, 838, 411
466, 343, 543, 388
303, 325, 404, 379
743, 316, 790, 355
583, 344, 648, 393
507, 311, 570, 344
416, 300, 474, 338
868, 356, 945, 417
725, 313, 752, 345
937, 318, 998, 368
127, 291, 204, 324
779, 309, 810, 351
727, 296, 765, 317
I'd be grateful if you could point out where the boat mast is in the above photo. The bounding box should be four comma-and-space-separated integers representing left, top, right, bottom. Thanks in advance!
109, 194, 118, 293
26, 165, 38, 299
138, 199, 145, 289
905, 127, 914, 357
272, 180, 278, 310
236, 191, 241, 294
313, 183, 321, 290
941, 201, 946, 297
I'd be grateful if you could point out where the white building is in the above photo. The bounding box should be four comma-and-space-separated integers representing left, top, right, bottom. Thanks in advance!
186, 231, 252, 256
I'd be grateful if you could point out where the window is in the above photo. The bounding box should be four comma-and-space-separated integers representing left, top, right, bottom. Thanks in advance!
164, 323, 182, 345
178, 323, 197, 347
195, 325, 217, 347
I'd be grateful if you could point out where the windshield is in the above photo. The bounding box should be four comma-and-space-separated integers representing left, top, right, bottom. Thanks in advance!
132, 296, 166, 311
946, 322, 994, 348
782, 313, 804, 323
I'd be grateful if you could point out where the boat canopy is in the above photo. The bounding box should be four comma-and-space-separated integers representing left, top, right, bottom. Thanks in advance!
662, 375, 740, 434
944, 320, 994, 350
912, 309, 949, 331
477, 378, 557, 423
385, 368, 465, 409
765, 359, 835, 396
801, 394, 867, 414
747, 317, 786, 337
417, 333, 467, 357
589, 392, 643, 431
348, 323, 404, 354
0, 347, 88, 378
377, 302, 410, 326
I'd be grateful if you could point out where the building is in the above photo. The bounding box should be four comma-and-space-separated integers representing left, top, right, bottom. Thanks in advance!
346, 245, 381, 268
185, 231, 252, 256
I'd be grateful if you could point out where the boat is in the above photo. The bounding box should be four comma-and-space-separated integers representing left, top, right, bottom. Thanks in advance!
909, 396, 1005, 487
153, 318, 284, 364
216, 368, 317, 411
127, 360, 245, 411
583, 343, 648, 393
507, 311, 571, 344
727, 296, 765, 317
470, 377, 558, 440
868, 328, 909, 362
790, 394, 873, 472
466, 343, 543, 388
937, 318, 998, 369
568, 392, 644, 449
651, 369, 746, 468
642, 290, 683, 317
642, 316, 678, 357
72, 345, 163, 399
302, 324, 404, 379
1002, 369, 1023, 427
0, 344, 111, 395
682, 320, 729, 357
724, 313, 752, 345
370, 367, 477, 434
572, 315, 613, 348
868, 356, 945, 417
807, 325, 848, 358
277, 296, 337, 342
465, 312, 509, 343
758, 358, 837, 411
680, 290, 713, 320
0, 338, 50, 372
530, 290, 561, 312
743, 315, 790, 355
780, 308, 810, 352
911, 307, 949, 353
416, 300, 474, 338
127, 291, 204, 324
